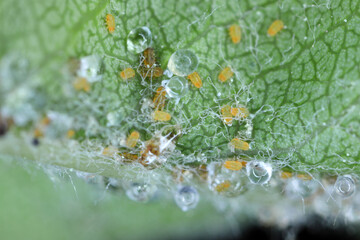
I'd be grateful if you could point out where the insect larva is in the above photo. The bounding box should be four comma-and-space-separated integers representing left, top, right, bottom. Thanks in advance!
120, 68, 135, 80
105, 14, 115, 34
215, 180, 231, 192
187, 72, 202, 88
152, 110, 171, 121
153, 86, 166, 111
126, 131, 140, 148
231, 107, 249, 118
267, 20, 284, 37
218, 67, 234, 82
73, 77, 91, 92
229, 24, 241, 44
223, 160, 242, 171
221, 105, 232, 125
230, 138, 249, 150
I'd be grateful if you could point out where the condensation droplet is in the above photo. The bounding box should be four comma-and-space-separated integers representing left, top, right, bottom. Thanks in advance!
77, 55, 103, 82
246, 161, 272, 185
162, 76, 189, 99
334, 175, 355, 198
174, 185, 199, 211
127, 27, 152, 53
167, 49, 198, 76
125, 182, 157, 203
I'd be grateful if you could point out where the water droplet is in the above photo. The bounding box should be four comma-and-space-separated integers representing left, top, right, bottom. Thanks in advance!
127, 27, 152, 53
167, 49, 198, 76
125, 182, 157, 202
246, 161, 272, 185
77, 55, 103, 82
174, 185, 199, 211
334, 175, 355, 198
162, 76, 189, 99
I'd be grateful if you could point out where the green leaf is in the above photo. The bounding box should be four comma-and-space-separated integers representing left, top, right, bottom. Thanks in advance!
1, 0, 359, 174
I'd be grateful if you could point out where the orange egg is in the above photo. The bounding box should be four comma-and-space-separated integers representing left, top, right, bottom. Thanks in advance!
230, 138, 249, 150
267, 20, 284, 36
221, 105, 232, 125
120, 68, 135, 80
223, 160, 242, 171
218, 67, 234, 82
187, 72, 203, 88
152, 110, 171, 121
126, 131, 140, 148
106, 14, 115, 34
229, 24, 241, 44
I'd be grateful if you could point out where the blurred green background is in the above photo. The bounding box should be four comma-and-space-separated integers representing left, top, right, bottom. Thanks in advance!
0, 156, 235, 240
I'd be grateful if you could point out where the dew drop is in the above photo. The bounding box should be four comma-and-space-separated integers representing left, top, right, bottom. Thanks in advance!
174, 185, 199, 211
127, 26, 152, 53
167, 49, 198, 76
246, 161, 272, 185
334, 175, 355, 198
162, 76, 189, 99
77, 55, 103, 82
125, 182, 157, 203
